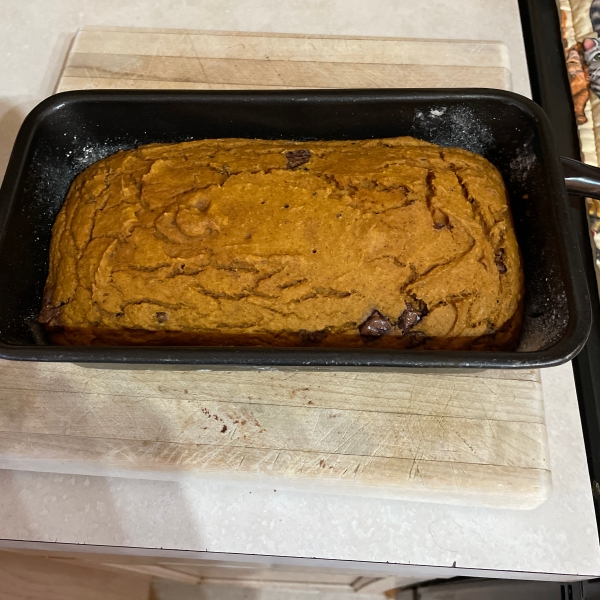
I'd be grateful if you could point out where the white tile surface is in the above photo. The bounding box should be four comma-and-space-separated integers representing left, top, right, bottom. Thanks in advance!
0, 0, 598, 580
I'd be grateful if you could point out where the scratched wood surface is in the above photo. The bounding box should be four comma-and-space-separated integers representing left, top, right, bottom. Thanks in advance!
0, 361, 549, 509
0, 27, 548, 509
56, 27, 512, 92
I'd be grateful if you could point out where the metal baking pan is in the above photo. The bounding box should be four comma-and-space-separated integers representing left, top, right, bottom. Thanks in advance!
0, 89, 591, 368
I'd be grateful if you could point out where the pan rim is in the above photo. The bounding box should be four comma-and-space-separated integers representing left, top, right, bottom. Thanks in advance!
0, 88, 590, 368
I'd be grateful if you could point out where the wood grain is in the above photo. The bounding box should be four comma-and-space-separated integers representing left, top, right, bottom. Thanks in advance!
71, 28, 511, 66
56, 27, 512, 92
0, 26, 547, 510
63, 54, 510, 89
0, 551, 150, 600
0, 361, 549, 508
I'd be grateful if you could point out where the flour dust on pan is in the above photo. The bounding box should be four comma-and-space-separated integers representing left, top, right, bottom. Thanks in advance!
411, 104, 495, 154
508, 135, 537, 186
27, 139, 132, 218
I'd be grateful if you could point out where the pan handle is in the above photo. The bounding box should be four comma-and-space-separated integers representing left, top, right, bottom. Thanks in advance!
562, 156, 600, 200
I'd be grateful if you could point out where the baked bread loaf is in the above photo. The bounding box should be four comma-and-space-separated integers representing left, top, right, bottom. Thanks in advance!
39, 137, 523, 349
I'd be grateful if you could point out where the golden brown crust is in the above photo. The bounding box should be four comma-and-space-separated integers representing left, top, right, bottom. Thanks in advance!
39, 137, 524, 349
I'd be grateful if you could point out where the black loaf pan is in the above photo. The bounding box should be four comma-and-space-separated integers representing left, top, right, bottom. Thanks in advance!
0, 89, 592, 368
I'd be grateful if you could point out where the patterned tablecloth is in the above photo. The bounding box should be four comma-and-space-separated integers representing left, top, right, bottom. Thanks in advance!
560, 0, 600, 293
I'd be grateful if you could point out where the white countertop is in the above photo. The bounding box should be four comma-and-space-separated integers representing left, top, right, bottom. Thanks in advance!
1, 0, 599, 582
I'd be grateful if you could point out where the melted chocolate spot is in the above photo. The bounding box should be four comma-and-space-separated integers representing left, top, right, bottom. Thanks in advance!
359, 310, 392, 339
432, 208, 453, 230
156, 311, 169, 323
494, 249, 508, 274
405, 332, 428, 349
286, 149, 311, 169
38, 302, 62, 327
300, 329, 328, 343
399, 298, 428, 334
193, 197, 211, 211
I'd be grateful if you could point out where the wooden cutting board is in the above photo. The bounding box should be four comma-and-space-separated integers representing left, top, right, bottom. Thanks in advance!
0, 362, 548, 509
56, 27, 512, 92
0, 27, 549, 509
